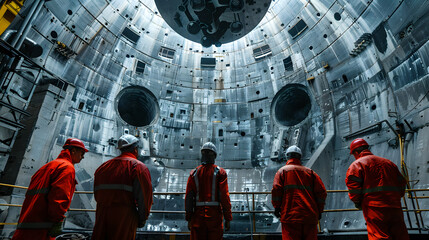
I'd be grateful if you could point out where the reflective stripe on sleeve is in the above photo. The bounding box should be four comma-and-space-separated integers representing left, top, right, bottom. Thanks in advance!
348, 175, 363, 183
25, 187, 49, 196
272, 196, 282, 201
94, 184, 133, 192
17, 222, 54, 229
193, 167, 200, 202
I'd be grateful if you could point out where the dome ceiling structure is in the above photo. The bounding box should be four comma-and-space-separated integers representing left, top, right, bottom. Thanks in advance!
154, 0, 272, 47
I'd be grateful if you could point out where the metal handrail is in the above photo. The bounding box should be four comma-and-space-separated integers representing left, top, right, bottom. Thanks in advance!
3, 183, 426, 194
1, 182, 428, 232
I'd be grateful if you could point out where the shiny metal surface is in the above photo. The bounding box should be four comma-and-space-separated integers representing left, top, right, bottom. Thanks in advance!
154, 0, 271, 47
0, 0, 428, 237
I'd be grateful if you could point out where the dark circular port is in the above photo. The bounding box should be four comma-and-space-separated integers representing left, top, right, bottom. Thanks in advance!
271, 84, 312, 126
115, 86, 159, 127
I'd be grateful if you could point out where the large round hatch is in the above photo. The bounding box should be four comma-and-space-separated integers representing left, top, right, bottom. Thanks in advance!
115, 86, 159, 127
271, 84, 312, 127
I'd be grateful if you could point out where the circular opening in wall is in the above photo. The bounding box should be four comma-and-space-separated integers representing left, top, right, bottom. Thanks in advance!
334, 12, 341, 21
115, 86, 159, 127
271, 84, 312, 127
50, 31, 58, 38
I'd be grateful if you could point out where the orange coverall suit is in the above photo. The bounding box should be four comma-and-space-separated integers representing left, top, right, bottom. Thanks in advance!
91, 152, 153, 240
185, 163, 232, 240
345, 150, 409, 240
12, 149, 77, 240
271, 158, 327, 240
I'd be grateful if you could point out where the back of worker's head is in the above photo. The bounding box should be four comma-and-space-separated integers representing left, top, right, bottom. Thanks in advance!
349, 138, 369, 159
117, 134, 139, 154
201, 142, 217, 164
63, 138, 88, 164
286, 145, 302, 160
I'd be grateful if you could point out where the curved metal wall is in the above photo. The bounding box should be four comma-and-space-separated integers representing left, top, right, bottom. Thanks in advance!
0, 0, 428, 235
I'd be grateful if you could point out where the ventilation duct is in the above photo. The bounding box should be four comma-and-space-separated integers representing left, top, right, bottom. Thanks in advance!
253, 44, 272, 61
201, 57, 216, 69
283, 56, 293, 71
350, 33, 372, 56
135, 60, 146, 74
288, 19, 308, 39
121, 27, 140, 44
158, 46, 175, 60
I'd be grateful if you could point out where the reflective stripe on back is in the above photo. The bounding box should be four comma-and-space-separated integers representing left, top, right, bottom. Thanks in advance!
196, 201, 220, 206
17, 222, 54, 229
94, 184, 133, 192
348, 185, 404, 194
25, 187, 49, 196
212, 166, 219, 202
193, 165, 220, 206
284, 185, 313, 191
362, 185, 404, 194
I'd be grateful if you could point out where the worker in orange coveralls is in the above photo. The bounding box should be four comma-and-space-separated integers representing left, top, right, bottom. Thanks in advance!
12, 138, 88, 240
271, 145, 327, 240
346, 138, 409, 240
92, 134, 153, 240
185, 142, 232, 240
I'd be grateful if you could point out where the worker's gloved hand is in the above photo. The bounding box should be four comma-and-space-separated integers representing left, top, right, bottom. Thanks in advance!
354, 202, 362, 210
274, 208, 281, 218
138, 220, 146, 228
187, 221, 192, 230
49, 221, 63, 237
224, 220, 230, 231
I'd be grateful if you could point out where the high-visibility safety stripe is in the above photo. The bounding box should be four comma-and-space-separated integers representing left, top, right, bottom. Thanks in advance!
25, 187, 49, 196
193, 166, 220, 206
348, 185, 404, 194
193, 167, 200, 202
348, 175, 363, 183
284, 185, 313, 191
17, 222, 54, 229
94, 184, 133, 192
196, 201, 220, 206
212, 167, 219, 202
362, 185, 404, 194
348, 188, 362, 194
272, 196, 282, 201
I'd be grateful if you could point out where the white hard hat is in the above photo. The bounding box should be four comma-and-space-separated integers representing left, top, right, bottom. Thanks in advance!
117, 134, 139, 149
201, 142, 217, 155
286, 145, 302, 156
